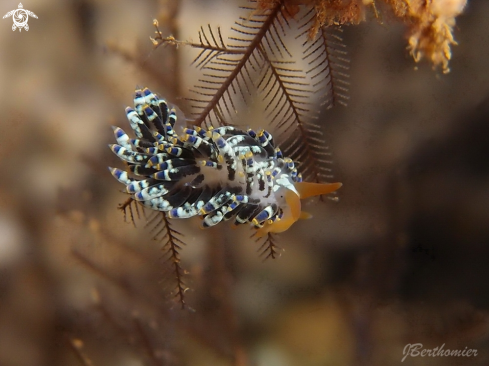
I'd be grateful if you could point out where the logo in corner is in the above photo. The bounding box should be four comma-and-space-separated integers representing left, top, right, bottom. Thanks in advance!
3, 3, 37, 32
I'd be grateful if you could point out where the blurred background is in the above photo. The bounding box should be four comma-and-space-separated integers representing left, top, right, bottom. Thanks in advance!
0, 0, 488, 365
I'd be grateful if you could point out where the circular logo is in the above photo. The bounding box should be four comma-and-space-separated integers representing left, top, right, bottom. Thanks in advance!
12, 9, 28, 28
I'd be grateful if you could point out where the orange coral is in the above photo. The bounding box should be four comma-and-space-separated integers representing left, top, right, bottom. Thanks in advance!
256, 0, 466, 72
405, 0, 467, 73
375, 0, 467, 72
258, 0, 366, 35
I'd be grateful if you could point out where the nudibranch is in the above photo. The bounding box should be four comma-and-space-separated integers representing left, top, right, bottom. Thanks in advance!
109, 88, 342, 236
